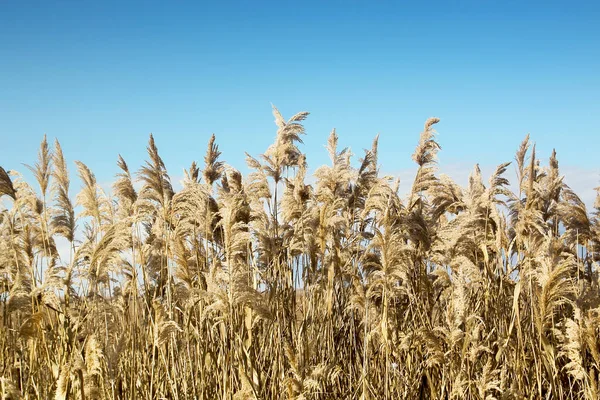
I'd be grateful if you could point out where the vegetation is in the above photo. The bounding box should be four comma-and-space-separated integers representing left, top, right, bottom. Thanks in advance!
1, 107, 600, 399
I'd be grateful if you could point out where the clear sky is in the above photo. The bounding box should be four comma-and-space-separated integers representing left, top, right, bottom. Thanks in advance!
1, 1, 599, 202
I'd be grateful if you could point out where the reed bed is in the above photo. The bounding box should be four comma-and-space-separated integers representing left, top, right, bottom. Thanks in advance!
1, 107, 599, 399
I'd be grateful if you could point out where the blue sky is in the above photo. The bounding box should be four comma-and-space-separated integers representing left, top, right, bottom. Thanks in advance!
1, 0, 599, 201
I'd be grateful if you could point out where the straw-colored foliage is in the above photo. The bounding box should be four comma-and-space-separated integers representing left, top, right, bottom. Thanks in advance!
1, 108, 600, 399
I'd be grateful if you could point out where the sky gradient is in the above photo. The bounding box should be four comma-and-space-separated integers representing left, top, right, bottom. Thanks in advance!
1, 1, 599, 204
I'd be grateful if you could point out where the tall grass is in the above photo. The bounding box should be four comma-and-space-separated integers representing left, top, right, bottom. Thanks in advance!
1, 107, 600, 399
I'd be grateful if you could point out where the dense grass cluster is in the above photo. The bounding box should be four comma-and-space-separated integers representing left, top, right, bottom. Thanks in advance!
1, 107, 600, 399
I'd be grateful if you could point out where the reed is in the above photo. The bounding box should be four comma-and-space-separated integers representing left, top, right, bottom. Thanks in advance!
1, 107, 599, 399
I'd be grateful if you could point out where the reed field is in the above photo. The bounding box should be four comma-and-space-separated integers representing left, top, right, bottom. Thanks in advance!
1, 107, 600, 399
